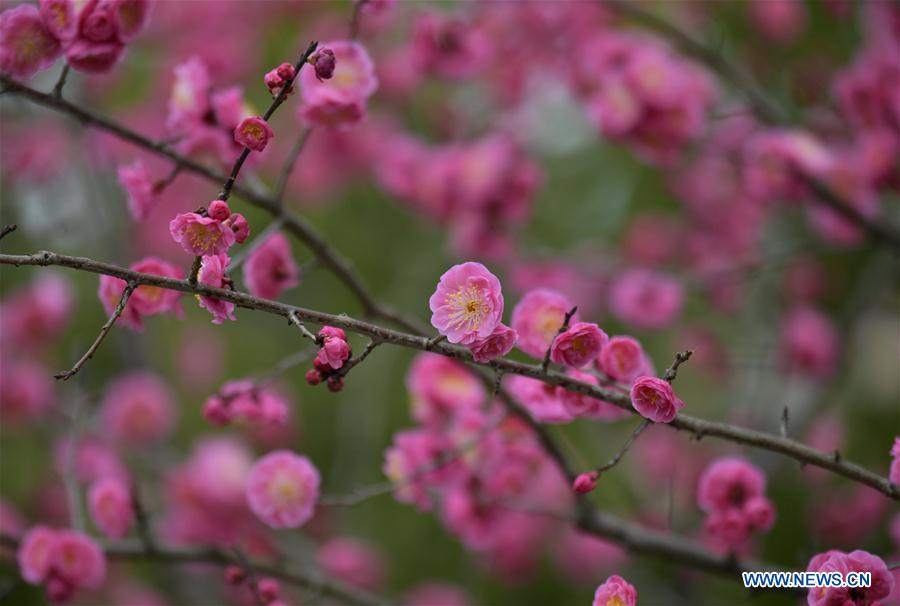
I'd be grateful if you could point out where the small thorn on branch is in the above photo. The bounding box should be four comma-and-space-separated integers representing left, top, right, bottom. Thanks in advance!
55, 282, 136, 381
541, 306, 578, 373
52, 64, 71, 98
663, 350, 693, 384
780, 406, 789, 438
0, 224, 17, 241
288, 311, 320, 344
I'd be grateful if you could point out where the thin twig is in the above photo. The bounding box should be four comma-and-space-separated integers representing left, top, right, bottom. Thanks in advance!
234, 548, 265, 606
219, 41, 318, 201
131, 483, 156, 553
663, 350, 693, 384
595, 419, 651, 474
52, 64, 71, 98
3, 251, 897, 501
0, 224, 17, 241
348, 0, 368, 39
273, 127, 312, 205
780, 406, 789, 439
152, 164, 182, 193
55, 282, 136, 381
0, 75, 426, 335
288, 311, 320, 344
337, 339, 381, 377
541, 306, 578, 373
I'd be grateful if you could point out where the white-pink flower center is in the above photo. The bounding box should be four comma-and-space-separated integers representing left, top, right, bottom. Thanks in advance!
446, 285, 488, 333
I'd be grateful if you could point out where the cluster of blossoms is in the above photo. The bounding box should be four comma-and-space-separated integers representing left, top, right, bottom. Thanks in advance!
224, 566, 285, 606
429, 262, 517, 362
376, 134, 542, 259
203, 380, 290, 428
806, 549, 894, 606
17, 526, 106, 603
304, 326, 352, 392
573, 31, 717, 165
0, 0, 151, 80
299, 40, 377, 128
697, 457, 776, 552
164, 56, 255, 167
98, 257, 183, 330
264, 62, 297, 98
385, 352, 571, 579
0, 274, 71, 427
169, 199, 248, 257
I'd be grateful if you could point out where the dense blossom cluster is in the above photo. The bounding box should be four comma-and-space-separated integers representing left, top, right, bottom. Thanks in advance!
1, 1, 899, 605
697, 457, 777, 552
0, 0, 151, 79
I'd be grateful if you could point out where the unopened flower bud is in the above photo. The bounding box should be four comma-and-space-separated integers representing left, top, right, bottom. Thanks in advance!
309, 48, 336, 81
207, 200, 231, 221
573, 471, 599, 494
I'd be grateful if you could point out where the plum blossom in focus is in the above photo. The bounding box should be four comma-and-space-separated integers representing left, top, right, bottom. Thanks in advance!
430, 262, 505, 345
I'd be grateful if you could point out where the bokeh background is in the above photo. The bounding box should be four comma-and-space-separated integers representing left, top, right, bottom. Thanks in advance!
1, 1, 899, 605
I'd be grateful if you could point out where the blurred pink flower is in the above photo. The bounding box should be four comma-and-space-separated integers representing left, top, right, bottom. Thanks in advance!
299, 40, 377, 128
592, 575, 637, 606
510, 289, 576, 359
316, 537, 386, 591
0, 5, 62, 80
243, 232, 300, 300
246, 450, 319, 529
197, 253, 236, 324
88, 476, 134, 540
100, 371, 177, 446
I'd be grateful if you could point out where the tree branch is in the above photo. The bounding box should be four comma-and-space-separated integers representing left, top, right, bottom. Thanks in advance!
1, 250, 895, 500
0, 75, 426, 336
0, 534, 381, 606
605, 0, 900, 252
55, 282, 136, 381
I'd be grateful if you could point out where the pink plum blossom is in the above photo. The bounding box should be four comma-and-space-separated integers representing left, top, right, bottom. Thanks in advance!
597, 335, 653, 383
697, 457, 776, 550
117, 160, 159, 220
1, 273, 73, 352
630, 376, 684, 423
246, 450, 320, 529
234, 116, 274, 152
299, 40, 377, 128
506, 375, 573, 424
0, 5, 62, 80
88, 476, 134, 540
243, 232, 300, 299
429, 262, 504, 345
609, 269, 684, 330
806, 549, 893, 606
203, 379, 290, 428
573, 471, 599, 494
550, 322, 608, 368
197, 253, 236, 324
18, 526, 106, 603
592, 575, 637, 606
412, 12, 488, 80
510, 289, 576, 358
0, 359, 55, 426
169, 212, 236, 256
466, 323, 517, 363
316, 537, 386, 591
265, 62, 296, 98
100, 371, 176, 446
779, 306, 839, 378
406, 353, 485, 427
316, 325, 351, 370
98, 258, 183, 331
749, 0, 807, 44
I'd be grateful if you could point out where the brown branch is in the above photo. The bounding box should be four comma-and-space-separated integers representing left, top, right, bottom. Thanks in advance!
0, 534, 381, 606
605, 0, 900, 252
0, 224, 16, 241
540, 306, 578, 373
55, 282, 136, 381
0, 75, 425, 335
663, 350, 693, 384
273, 127, 312, 205
2, 250, 896, 500
219, 41, 318, 202
594, 418, 651, 474
52, 64, 71, 98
